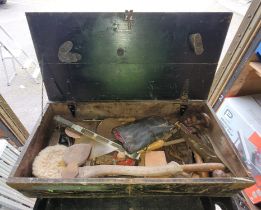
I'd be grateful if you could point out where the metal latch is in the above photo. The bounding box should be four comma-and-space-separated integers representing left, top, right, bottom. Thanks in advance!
67, 102, 76, 117
124, 10, 134, 30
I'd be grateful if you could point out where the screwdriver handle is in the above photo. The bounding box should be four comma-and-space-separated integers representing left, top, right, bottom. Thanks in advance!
138, 140, 165, 153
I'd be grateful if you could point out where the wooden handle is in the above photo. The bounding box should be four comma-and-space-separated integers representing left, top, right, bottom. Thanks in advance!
139, 138, 185, 153
193, 152, 209, 177
142, 140, 165, 152
181, 163, 225, 172
163, 138, 185, 146
78, 162, 225, 178
78, 162, 182, 178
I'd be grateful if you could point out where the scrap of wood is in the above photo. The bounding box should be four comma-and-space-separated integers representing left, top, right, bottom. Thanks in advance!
0, 95, 28, 145
228, 61, 261, 97
249, 62, 261, 77
145, 151, 167, 167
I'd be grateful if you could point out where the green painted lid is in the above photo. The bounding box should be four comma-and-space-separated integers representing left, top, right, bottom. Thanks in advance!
26, 12, 231, 101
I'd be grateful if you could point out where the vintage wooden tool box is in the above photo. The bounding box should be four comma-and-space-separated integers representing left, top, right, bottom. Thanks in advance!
7, 12, 255, 198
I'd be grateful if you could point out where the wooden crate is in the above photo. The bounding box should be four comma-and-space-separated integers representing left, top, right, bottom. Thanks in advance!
6, 12, 255, 198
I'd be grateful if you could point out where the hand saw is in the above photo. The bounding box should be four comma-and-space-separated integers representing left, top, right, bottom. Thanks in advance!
54, 115, 139, 159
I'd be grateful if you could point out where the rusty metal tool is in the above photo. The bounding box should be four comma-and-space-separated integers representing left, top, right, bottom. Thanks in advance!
78, 162, 225, 178
175, 121, 220, 163
183, 112, 211, 128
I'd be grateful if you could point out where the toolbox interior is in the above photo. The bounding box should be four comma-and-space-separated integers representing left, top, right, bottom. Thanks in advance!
12, 101, 249, 178
7, 101, 255, 197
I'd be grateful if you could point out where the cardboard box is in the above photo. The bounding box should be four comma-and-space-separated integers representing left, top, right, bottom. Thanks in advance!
217, 94, 261, 204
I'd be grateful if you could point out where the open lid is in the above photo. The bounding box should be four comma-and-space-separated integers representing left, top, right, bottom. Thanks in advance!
26, 12, 232, 101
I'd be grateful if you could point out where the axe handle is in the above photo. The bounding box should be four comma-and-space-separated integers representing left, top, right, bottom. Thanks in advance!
78, 162, 182, 178
78, 162, 225, 178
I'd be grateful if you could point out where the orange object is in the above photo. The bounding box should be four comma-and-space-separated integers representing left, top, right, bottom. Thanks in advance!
249, 132, 261, 148
244, 176, 261, 204
117, 158, 135, 166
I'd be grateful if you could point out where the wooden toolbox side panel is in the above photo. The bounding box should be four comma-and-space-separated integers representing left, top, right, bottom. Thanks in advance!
202, 103, 250, 177
8, 177, 254, 198
9, 104, 54, 178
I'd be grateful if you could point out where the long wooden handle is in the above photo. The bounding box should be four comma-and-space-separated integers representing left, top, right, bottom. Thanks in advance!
181, 163, 225, 172
193, 152, 209, 177
78, 162, 225, 178
78, 162, 182, 178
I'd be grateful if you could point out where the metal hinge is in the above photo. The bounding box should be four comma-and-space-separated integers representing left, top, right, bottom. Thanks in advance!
67, 102, 76, 117
180, 79, 189, 115
124, 10, 134, 30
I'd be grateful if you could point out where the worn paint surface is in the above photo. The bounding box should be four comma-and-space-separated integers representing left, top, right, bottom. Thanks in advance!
8, 177, 254, 198
26, 12, 231, 101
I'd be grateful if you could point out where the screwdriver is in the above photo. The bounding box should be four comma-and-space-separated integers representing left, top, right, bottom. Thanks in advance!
138, 138, 185, 153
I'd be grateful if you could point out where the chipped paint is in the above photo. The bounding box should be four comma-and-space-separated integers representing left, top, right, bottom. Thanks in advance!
58, 41, 82, 63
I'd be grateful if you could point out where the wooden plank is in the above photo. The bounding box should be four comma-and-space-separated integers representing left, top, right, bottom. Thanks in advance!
9, 104, 54, 178
7, 177, 254, 198
249, 62, 261, 77
0, 94, 29, 145
227, 61, 261, 96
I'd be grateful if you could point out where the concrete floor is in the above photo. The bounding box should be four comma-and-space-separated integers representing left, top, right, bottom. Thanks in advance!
0, 0, 250, 133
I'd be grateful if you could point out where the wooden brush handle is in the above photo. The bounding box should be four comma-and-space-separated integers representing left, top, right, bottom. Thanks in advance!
181, 163, 225, 172
78, 162, 225, 178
